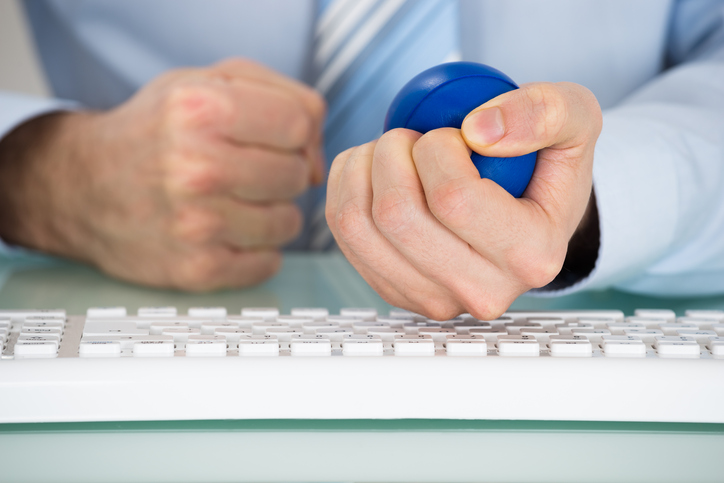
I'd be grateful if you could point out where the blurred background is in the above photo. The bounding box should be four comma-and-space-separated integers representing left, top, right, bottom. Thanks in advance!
0, 0, 48, 97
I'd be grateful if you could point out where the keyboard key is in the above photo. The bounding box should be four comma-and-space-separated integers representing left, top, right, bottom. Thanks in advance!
340, 308, 378, 321
290, 338, 332, 356
518, 328, 560, 341
149, 321, 190, 335
314, 327, 354, 341
0, 309, 65, 322
188, 307, 227, 318
138, 307, 177, 318
403, 321, 442, 335
162, 327, 201, 343
133, 338, 175, 357
291, 308, 329, 320
606, 322, 645, 335
549, 336, 592, 357
417, 327, 456, 342
85, 321, 147, 336
654, 336, 700, 358
364, 327, 406, 341
445, 335, 487, 356
634, 309, 676, 322
602, 335, 646, 358
14, 340, 59, 359
622, 328, 663, 343
342, 335, 384, 356
252, 321, 289, 335
79, 340, 122, 358
353, 320, 390, 329
213, 328, 251, 342
394, 335, 435, 356
375, 316, 413, 328
467, 327, 508, 339
275, 315, 314, 327
625, 316, 668, 327
497, 335, 540, 357
302, 321, 341, 334
526, 317, 565, 328
707, 337, 724, 358
264, 328, 304, 341
20, 327, 62, 341
504, 321, 543, 335
87, 307, 127, 318
81, 334, 172, 350
570, 328, 611, 341
503, 310, 624, 323
241, 307, 279, 319
675, 329, 717, 343
659, 323, 698, 335
185, 335, 227, 357
389, 308, 424, 319
200, 321, 241, 335
684, 310, 724, 321
238, 336, 280, 356
17, 335, 61, 344
23, 319, 65, 329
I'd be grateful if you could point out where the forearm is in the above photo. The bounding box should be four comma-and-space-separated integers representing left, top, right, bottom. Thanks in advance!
0, 111, 96, 261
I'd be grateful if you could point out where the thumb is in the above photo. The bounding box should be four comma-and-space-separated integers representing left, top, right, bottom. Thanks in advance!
460, 82, 602, 158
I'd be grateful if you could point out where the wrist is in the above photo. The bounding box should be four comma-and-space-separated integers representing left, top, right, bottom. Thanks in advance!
545, 189, 600, 290
0, 111, 99, 261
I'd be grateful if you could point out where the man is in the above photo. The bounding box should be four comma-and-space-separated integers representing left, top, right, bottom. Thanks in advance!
1, 0, 723, 319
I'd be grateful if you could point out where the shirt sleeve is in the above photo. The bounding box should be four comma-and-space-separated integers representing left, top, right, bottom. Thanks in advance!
538, 0, 724, 297
0, 91, 79, 258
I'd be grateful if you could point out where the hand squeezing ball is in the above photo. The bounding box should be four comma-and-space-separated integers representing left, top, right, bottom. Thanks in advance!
384, 62, 537, 198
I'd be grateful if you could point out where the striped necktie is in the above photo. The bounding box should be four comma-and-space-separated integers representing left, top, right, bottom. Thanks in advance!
307, 0, 461, 250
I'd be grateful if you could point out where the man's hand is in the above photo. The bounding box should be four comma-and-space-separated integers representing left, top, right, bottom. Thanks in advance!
0, 59, 326, 290
326, 82, 602, 320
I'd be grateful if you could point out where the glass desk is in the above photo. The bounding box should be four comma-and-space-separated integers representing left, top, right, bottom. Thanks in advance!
1, 253, 723, 482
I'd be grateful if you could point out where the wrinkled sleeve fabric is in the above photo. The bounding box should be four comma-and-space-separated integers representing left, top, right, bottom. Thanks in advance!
542, 0, 724, 297
0, 92, 78, 257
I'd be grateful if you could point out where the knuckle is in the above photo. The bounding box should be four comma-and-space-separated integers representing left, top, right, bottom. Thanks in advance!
415, 296, 461, 322
465, 296, 510, 321
372, 190, 417, 235
271, 204, 303, 244
164, 82, 228, 129
380, 127, 421, 150
173, 206, 223, 245
283, 105, 313, 148
521, 248, 566, 288
335, 201, 369, 243
426, 179, 472, 226
166, 157, 223, 197
523, 83, 567, 140
506, 239, 567, 289
305, 88, 327, 122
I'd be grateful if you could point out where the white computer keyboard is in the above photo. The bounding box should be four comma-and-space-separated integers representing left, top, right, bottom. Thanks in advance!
1, 306, 723, 424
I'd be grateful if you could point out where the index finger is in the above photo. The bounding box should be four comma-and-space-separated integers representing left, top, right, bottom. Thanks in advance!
411, 128, 557, 272
213, 58, 326, 130
214, 58, 326, 183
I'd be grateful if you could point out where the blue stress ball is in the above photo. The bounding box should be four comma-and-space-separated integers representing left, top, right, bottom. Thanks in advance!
384, 62, 537, 198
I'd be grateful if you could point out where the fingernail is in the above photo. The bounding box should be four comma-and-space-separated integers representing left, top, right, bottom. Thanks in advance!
464, 107, 505, 146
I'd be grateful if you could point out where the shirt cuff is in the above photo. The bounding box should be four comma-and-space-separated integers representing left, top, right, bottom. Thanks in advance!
0, 91, 79, 141
530, 107, 679, 297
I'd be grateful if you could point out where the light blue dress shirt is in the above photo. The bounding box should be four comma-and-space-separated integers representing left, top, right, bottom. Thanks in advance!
1, 0, 724, 297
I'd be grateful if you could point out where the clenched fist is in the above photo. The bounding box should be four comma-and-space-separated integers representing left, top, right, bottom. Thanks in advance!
0, 59, 326, 290
326, 82, 601, 320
